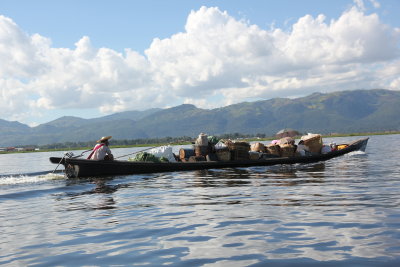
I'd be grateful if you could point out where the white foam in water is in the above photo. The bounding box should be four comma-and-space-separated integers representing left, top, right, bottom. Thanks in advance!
346, 150, 366, 156
0, 173, 65, 185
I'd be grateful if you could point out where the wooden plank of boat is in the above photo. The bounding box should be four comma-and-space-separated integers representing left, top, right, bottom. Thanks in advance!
49, 138, 368, 178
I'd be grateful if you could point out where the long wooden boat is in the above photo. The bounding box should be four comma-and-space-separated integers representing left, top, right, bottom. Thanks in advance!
50, 138, 368, 178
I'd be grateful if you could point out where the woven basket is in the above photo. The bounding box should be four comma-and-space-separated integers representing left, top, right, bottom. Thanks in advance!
231, 149, 249, 160
302, 134, 322, 154
194, 145, 209, 156
279, 144, 296, 157
266, 144, 281, 156
227, 141, 250, 160
219, 140, 250, 161
216, 149, 231, 161
225, 141, 249, 150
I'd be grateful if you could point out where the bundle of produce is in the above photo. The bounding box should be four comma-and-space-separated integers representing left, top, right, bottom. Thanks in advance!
128, 152, 169, 163
266, 144, 281, 156
207, 135, 219, 145
148, 145, 176, 162
301, 134, 323, 154
250, 142, 266, 153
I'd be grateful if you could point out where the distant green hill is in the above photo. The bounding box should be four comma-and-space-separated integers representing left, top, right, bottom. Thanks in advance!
0, 89, 399, 146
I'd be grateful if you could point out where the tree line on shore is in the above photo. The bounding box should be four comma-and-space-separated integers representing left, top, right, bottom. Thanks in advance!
37, 133, 268, 150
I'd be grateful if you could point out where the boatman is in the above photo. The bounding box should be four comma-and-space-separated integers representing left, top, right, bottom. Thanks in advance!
87, 136, 114, 160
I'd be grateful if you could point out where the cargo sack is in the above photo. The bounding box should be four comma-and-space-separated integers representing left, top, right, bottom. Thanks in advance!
148, 146, 176, 162
250, 142, 266, 153
215, 141, 228, 150
266, 144, 281, 156
195, 133, 209, 146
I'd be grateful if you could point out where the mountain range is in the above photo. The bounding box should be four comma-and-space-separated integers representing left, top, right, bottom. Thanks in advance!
1, 89, 399, 147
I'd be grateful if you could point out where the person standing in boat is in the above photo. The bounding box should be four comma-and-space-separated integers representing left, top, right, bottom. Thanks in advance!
87, 136, 114, 160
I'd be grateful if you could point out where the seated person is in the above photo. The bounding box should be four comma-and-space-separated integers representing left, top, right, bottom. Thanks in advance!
296, 140, 311, 156
87, 136, 114, 160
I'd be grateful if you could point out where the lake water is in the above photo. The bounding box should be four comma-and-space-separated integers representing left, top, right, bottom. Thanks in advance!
1, 135, 399, 266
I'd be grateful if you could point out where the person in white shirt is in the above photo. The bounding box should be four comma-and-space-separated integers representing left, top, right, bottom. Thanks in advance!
87, 136, 114, 160
296, 140, 309, 156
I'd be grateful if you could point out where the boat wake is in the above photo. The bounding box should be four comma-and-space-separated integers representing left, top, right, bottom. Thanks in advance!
0, 171, 65, 185
346, 150, 367, 157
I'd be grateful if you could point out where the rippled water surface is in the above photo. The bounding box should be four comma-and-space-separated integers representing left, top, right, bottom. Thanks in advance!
1, 135, 399, 266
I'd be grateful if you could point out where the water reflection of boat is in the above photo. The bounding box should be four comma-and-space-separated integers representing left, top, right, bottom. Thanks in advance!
267, 162, 326, 182
50, 138, 368, 178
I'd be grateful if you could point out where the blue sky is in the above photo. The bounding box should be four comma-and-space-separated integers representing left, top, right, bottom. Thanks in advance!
4, 0, 398, 53
0, 0, 399, 126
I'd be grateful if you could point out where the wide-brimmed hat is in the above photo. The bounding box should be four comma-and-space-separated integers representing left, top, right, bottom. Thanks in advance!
97, 136, 112, 143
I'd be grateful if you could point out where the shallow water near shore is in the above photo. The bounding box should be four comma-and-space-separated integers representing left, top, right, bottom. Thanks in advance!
1, 135, 399, 266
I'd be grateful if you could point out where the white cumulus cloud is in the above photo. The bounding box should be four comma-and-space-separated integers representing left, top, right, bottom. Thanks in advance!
0, 3, 399, 124
145, 4, 400, 106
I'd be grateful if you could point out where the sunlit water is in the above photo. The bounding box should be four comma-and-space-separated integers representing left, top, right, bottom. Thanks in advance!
1, 135, 399, 266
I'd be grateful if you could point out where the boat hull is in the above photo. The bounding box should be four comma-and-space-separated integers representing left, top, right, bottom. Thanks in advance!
50, 138, 369, 178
